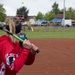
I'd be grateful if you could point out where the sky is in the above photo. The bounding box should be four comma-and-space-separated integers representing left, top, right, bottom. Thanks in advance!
0, 0, 75, 16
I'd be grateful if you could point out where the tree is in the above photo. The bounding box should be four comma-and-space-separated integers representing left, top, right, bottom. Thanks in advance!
36, 12, 44, 19
60, 7, 75, 19
52, 2, 60, 15
0, 4, 6, 22
72, 9, 75, 19
16, 6, 29, 21
0, 13, 6, 22
66, 7, 75, 19
44, 11, 55, 20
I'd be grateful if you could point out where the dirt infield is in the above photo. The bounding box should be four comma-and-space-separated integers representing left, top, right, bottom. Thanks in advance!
17, 39, 75, 75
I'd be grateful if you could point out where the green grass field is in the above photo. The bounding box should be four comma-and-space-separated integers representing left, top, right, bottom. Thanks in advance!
23, 26, 75, 38
0, 27, 75, 38
24, 32, 75, 38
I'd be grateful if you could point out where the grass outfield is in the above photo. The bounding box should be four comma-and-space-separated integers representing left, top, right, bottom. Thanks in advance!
24, 27, 75, 38
25, 31, 75, 38
0, 27, 75, 38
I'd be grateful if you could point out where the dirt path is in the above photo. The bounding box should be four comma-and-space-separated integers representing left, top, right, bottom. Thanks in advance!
17, 38, 75, 75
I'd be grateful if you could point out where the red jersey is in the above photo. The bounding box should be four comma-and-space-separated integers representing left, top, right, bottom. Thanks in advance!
0, 35, 36, 75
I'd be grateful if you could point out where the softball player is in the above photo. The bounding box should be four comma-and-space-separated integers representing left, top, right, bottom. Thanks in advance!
0, 18, 38, 75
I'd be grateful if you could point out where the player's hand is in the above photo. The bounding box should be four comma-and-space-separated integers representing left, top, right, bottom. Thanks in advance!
29, 43, 39, 54
22, 39, 32, 49
31, 43, 38, 51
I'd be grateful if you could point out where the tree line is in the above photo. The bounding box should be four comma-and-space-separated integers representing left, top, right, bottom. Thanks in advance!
36, 2, 75, 20
0, 2, 75, 22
